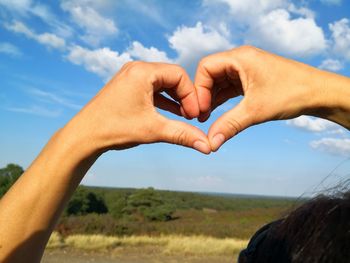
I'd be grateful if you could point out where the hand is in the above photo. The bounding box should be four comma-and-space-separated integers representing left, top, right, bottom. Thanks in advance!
66, 62, 211, 154
195, 46, 324, 151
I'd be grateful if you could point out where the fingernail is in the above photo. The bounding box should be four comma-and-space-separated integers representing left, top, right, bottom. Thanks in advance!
211, 133, 225, 152
193, 140, 211, 154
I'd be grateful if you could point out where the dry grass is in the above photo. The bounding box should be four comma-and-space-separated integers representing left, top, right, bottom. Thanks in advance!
164, 235, 247, 255
47, 232, 248, 256
65, 234, 120, 250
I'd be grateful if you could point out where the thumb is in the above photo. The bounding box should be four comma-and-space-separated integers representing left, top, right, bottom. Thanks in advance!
156, 116, 211, 154
208, 100, 253, 152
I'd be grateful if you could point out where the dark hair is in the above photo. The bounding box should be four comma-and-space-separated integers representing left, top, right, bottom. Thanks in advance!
239, 191, 350, 263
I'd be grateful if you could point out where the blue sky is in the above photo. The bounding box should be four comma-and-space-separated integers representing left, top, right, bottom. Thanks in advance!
1, 0, 350, 197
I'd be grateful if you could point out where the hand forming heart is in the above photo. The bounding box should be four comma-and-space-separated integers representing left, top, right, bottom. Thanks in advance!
67, 46, 329, 156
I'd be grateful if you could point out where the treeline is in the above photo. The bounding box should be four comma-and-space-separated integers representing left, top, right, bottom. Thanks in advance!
0, 163, 299, 238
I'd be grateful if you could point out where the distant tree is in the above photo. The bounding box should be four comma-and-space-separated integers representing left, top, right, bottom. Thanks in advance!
123, 187, 174, 221
65, 186, 108, 216
0, 164, 24, 197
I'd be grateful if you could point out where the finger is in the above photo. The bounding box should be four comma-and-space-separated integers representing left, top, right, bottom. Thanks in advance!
154, 93, 182, 116
208, 99, 253, 152
162, 89, 191, 119
151, 63, 200, 119
156, 115, 211, 154
194, 52, 246, 120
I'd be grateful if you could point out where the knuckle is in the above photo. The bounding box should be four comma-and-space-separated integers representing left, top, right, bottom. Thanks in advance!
225, 118, 242, 136
172, 128, 188, 146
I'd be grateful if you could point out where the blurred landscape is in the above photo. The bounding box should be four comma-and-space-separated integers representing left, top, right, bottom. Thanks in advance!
1, 164, 303, 262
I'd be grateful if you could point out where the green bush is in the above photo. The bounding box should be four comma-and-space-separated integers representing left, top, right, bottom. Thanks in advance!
65, 186, 108, 216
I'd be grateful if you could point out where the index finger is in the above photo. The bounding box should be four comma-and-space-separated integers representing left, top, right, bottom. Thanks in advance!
151, 63, 200, 119
194, 51, 245, 120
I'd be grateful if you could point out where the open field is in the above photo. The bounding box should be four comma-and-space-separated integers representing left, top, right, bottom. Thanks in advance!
45, 187, 300, 262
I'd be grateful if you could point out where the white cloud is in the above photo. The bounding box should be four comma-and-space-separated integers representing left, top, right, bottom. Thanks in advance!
66, 45, 132, 80
246, 9, 327, 57
61, 0, 118, 46
319, 59, 344, 72
320, 0, 342, 6
36, 33, 66, 49
168, 22, 232, 71
329, 18, 350, 61
310, 138, 350, 156
128, 41, 172, 63
5, 105, 62, 117
128, 22, 233, 71
286, 116, 342, 133
203, 0, 326, 57
0, 42, 22, 57
5, 21, 66, 50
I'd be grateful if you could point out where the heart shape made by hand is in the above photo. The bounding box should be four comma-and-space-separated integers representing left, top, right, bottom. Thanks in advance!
156, 45, 319, 153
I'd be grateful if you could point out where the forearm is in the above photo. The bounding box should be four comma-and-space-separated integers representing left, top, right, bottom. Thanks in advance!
306, 69, 350, 129
0, 122, 100, 262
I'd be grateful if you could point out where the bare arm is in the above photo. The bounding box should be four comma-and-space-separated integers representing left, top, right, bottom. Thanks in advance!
194, 45, 350, 151
0, 62, 210, 262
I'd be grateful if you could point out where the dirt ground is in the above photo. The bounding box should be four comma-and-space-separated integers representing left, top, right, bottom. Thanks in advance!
42, 247, 238, 263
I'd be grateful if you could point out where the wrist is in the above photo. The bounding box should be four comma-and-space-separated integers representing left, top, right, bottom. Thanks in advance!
304, 69, 350, 128
54, 118, 104, 163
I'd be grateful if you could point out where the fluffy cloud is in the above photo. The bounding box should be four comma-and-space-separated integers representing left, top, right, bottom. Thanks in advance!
128, 41, 172, 63
5, 21, 66, 50
286, 116, 343, 133
61, 0, 118, 46
247, 9, 326, 56
329, 18, 350, 61
168, 22, 232, 71
0, 42, 22, 57
319, 59, 344, 72
66, 45, 131, 80
204, 0, 326, 57
310, 138, 350, 156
